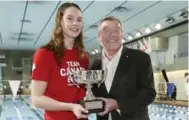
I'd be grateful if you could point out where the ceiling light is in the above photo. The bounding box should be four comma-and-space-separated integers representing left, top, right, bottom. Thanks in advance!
95, 49, 99, 53
28, 1, 47, 4
91, 51, 95, 55
20, 32, 29, 35
179, 10, 188, 18
165, 16, 175, 24
114, 6, 128, 12
136, 32, 141, 37
13, 32, 35, 36
122, 39, 125, 43
145, 28, 151, 34
128, 35, 133, 40
20, 19, 31, 23
89, 25, 98, 29
10, 36, 34, 41
155, 23, 162, 30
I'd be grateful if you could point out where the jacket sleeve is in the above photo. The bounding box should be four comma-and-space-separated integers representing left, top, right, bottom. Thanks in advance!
117, 53, 156, 114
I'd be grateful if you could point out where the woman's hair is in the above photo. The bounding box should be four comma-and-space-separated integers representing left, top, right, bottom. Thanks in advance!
41, 2, 85, 65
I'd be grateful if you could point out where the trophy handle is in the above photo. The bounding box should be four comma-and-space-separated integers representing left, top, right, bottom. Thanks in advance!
97, 70, 107, 87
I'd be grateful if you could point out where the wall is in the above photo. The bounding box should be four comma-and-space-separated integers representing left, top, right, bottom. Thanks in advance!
165, 35, 179, 65
0, 49, 34, 94
165, 57, 188, 71
0, 49, 34, 80
178, 33, 188, 54
0, 67, 2, 80
154, 55, 188, 101
154, 70, 188, 101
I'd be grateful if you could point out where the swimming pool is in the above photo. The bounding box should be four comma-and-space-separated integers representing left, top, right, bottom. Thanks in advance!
0, 96, 188, 120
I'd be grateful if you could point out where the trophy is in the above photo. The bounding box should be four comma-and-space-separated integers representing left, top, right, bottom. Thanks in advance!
68, 70, 106, 113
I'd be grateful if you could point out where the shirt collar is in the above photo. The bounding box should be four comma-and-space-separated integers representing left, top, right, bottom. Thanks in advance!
102, 45, 123, 62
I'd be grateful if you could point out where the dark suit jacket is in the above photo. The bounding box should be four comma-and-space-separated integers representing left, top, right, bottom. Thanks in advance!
90, 46, 156, 120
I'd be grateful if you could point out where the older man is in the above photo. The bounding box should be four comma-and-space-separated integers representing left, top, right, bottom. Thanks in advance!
90, 16, 156, 120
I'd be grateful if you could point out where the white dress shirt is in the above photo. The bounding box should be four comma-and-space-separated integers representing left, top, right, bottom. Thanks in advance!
102, 45, 123, 119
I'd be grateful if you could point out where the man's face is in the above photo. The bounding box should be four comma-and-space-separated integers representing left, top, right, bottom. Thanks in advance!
98, 20, 123, 52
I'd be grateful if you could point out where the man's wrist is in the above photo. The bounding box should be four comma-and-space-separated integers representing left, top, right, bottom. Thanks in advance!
114, 99, 119, 109
114, 100, 121, 115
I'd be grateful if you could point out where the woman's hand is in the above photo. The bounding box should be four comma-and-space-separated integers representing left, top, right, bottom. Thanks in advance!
72, 104, 89, 119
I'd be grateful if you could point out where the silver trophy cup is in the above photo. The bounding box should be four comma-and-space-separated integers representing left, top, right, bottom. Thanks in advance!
69, 70, 106, 113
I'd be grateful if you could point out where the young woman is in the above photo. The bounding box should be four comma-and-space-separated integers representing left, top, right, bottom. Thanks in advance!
31, 2, 89, 120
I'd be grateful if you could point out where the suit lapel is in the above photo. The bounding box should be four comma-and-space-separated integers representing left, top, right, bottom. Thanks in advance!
91, 47, 131, 97
109, 47, 131, 94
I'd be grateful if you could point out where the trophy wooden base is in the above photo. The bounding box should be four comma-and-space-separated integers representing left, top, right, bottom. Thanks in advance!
80, 99, 105, 114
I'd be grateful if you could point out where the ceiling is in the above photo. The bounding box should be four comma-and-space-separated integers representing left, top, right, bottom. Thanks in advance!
0, 0, 188, 53
124, 22, 188, 68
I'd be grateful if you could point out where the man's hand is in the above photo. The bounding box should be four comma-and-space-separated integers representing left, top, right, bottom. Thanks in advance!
98, 98, 119, 116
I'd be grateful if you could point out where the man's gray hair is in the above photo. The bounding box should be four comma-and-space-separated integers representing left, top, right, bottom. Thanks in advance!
98, 16, 122, 32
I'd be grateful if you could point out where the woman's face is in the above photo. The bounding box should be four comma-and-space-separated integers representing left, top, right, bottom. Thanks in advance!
61, 7, 82, 38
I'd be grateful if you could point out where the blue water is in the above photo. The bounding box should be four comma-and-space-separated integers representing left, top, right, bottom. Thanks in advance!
0, 96, 188, 120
